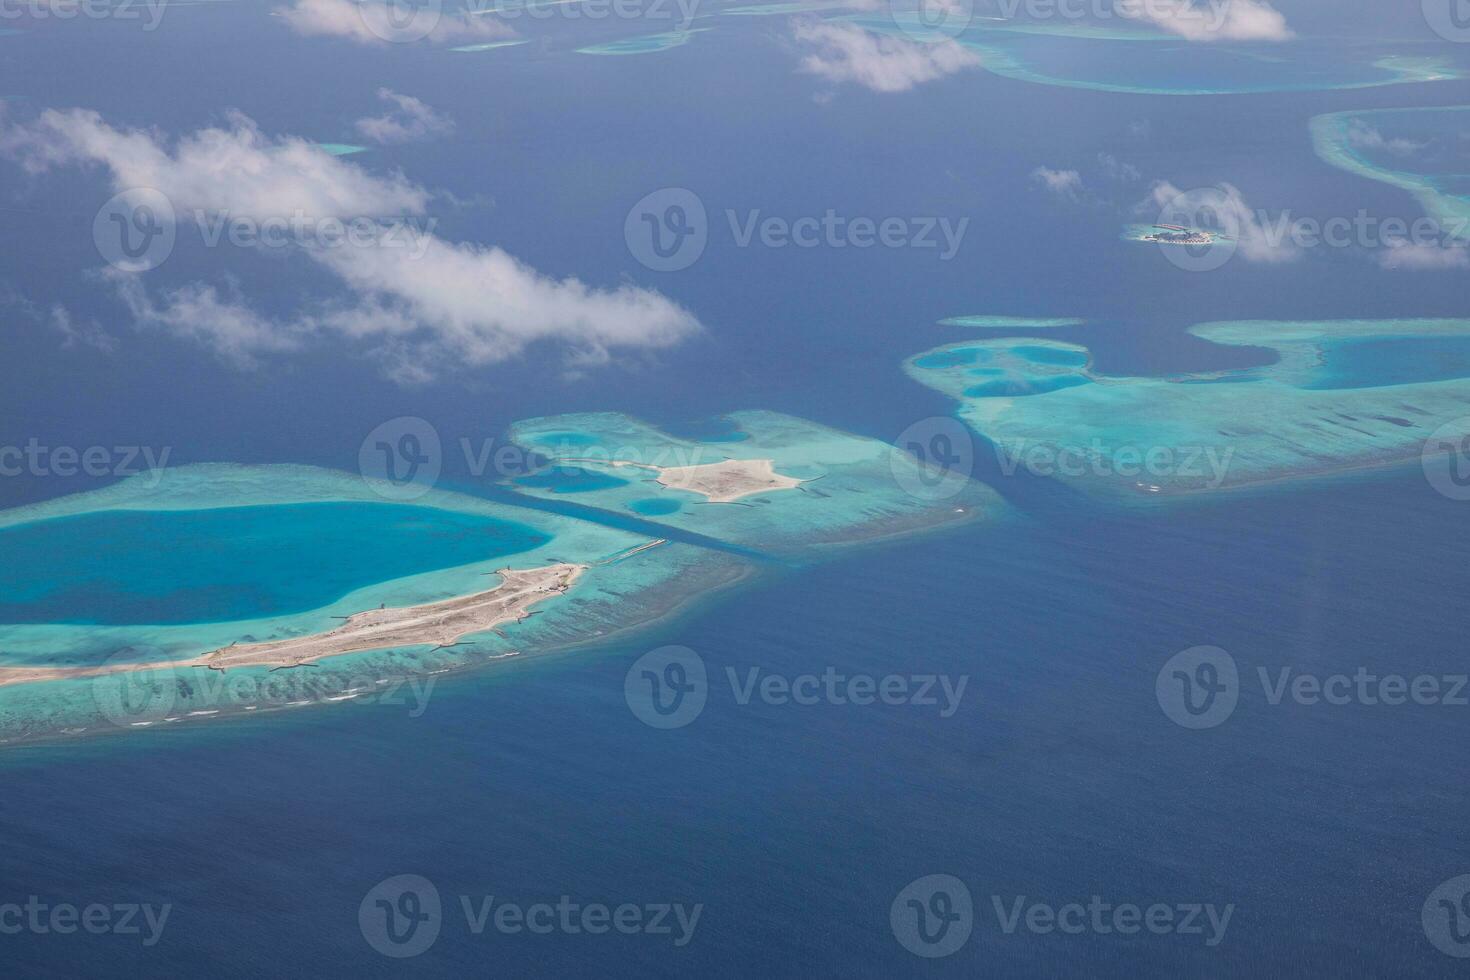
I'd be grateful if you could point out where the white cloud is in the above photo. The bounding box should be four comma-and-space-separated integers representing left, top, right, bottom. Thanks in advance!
1097, 153, 1141, 183
1143, 180, 1300, 263
791, 20, 980, 94
108, 273, 306, 365
1376, 242, 1470, 271
1122, 0, 1293, 42
2, 110, 700, 380
1, 108, 429, 218
275, 0, 516, 46
306, 234, 702, 379
1031, 167, 1083, 199
1347, 121, 1427, 158
0, 286, 116, 352
355, 89, 454, 145
45, 305, 117, 352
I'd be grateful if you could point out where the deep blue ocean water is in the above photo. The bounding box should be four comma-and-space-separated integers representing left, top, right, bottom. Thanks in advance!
3, 468, 1468, 976
1, 1, 1469, 976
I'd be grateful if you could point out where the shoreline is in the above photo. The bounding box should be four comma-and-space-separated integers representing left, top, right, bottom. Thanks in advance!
0, 552, 765, 754
0, 563, 586, 691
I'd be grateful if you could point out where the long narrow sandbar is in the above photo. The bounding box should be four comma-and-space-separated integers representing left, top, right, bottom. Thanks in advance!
0, 563, 585, 689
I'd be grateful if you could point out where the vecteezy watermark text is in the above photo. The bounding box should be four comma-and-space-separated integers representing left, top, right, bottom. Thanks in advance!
625, 188, 969, 272
468, 0, 700, 26
356, 415, 725, 502
93, 652, 438, 729
0, 440, 169, 482
994, 0, 1243, 31
1157, 646, 1468, 730
0, 897, 171, 946
889, 874, 1233, 958
995, 439, 1234, 489
624, 646, 970, 729
358, 875, 701, 958
192, 210, 438, 259
1149, 186, 1470, 272
0, 0, 168, 29
92, 188, 439, 272
1423, 0, 1470, 43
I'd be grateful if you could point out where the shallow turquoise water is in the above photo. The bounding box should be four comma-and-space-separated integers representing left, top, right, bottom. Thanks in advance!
0, 503, 550, 626
1176, 374, 1263, 385
963, 374, 1091, 398
626, 497, 683, 515
661, 417, 750, 443
914, 347, 988, 369
1303, 336, 1470, 390
960, 35, 1460, 94
1011, 344, 1089, 367
531, 430, 599, 446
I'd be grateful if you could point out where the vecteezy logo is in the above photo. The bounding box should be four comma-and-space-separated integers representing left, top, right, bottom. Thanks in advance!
361, 0, 443, 42
1424, 0, 1470, 42
92, 647, 176, 728
890, 874, 973, 958
1156, 645, 1239, 730
358, 417, 442, 502
624, 645, 707, 729
887, 0, 974, 42
889, 417, 974, 502
624, 188, 707, 272
359, 875, 442, 958
93, 188, 176, 272
1423, 875, 1470, 957
1421, 418, 1470, 501
1154, 187, 1240, 273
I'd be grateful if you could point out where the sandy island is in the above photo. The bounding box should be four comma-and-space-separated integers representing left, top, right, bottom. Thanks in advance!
555, 457, 804, 502
0, 563, 585, 689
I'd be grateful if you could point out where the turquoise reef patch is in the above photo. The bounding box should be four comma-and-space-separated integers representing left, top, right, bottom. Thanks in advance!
505, 410, 1008, 556
905, 321, 1470, 497
1311, 107, 1470, 245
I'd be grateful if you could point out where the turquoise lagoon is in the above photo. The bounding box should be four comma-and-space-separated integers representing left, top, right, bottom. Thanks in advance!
1311, 107, 1470, 242
905, 320, 1470, 497
0, 464, 752, 743
0, 502, 550, 626
850, 16, 1466, 95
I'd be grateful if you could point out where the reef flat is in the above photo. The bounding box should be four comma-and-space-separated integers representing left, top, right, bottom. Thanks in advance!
720, 1, 853, 15
938, 315, 1085, 330
314, 143, 368, 156
845, 16, 1467, 95
576, 28, 711, 55
1310, 107, 1470, 243
449, 39, 531, 52
904, 321, 1470, 498
505, 411, 1005, 556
